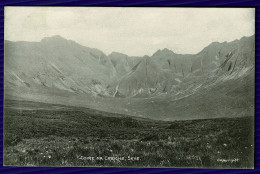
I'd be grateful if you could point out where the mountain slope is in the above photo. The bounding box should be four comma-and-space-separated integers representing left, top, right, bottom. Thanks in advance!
5, 35, 117, 97
110, 35, 254, 98
4, 34, 255, 121
110, 56, 180, 97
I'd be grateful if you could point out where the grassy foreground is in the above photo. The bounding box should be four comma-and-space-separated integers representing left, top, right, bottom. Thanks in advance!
4, 100, 254, 168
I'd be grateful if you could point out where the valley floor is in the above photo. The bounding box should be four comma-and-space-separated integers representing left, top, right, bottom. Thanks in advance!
3, 100, 254, 168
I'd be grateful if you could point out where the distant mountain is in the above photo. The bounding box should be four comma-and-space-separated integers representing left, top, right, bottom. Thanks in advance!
111, 35, 254, 98
132, 35, 255, 120
5, 35, 117, 98
4, 34, 255, 120
108, 52, 141, 78
110, 56, 179, 97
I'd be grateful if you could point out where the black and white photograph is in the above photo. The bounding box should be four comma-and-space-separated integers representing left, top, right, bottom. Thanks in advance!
3, 7, 255, 168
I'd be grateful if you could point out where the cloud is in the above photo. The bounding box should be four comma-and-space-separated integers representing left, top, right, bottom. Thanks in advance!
5, 7, 255, 56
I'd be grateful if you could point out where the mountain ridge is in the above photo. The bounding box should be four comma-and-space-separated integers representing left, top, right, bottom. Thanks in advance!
7, 34, 255, 57
4, 34, 255, 120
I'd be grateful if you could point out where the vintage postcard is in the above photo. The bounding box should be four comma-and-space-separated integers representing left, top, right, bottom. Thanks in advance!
4, 7, 255, 168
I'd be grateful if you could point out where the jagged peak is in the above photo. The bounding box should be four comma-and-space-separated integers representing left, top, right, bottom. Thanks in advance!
109, 51, 128, 57
143, 55, 150, 59
162, 48, 173, 52
41, 35, 69, 43
152, 48, 175, 57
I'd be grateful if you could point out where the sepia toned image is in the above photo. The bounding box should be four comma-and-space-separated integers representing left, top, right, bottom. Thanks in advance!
3, 7, 255, 168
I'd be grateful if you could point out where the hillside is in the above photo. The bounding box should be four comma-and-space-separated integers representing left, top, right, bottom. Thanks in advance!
4, 100, 254, 168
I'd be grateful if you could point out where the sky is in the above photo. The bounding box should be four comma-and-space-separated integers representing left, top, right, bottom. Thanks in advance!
5, 7, 255, 56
